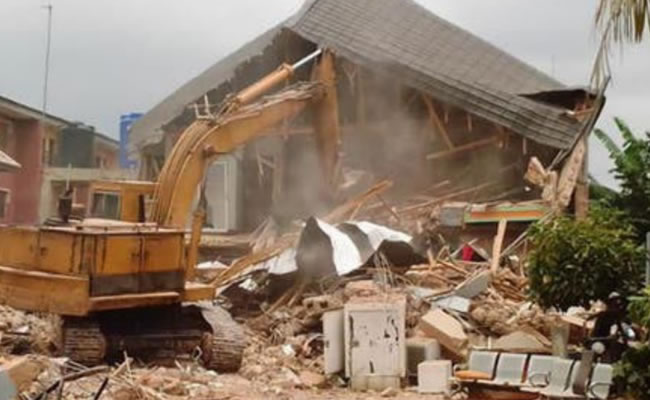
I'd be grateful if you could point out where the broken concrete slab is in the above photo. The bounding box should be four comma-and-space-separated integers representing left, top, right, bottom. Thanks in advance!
493, 330, 550, 353
418, 309, 468, 359
455, 270, 491, 299
434, 295, 471, 313
418, 360, 452, 395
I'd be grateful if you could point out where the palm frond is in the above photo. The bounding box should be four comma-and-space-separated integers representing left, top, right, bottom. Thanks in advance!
614, 117, 638, 144
593, 0, 650, 86
594, 127, 622, 157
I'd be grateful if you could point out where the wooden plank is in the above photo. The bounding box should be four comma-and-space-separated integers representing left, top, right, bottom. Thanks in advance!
0, 265, 89, 316
491, 219, 508, 274
427, 136, 499, 161
557, 139, 587, 209
313, 49, 342, 187
421, 95, 454, 149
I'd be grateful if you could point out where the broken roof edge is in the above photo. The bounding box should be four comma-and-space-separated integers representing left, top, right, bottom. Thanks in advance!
296, 34, 584, 149
128, 22, 287, 155
0, 149, 21, 172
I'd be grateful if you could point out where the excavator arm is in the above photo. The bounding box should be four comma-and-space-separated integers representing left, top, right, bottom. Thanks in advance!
148, 48, 339, 228
150, 81, 324, 227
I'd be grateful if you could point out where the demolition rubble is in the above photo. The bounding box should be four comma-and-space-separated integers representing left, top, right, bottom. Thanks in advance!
0, 0, 622, 398
0, 176, 606, 399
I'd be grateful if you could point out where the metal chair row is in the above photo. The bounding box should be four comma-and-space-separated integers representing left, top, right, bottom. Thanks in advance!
457, 351, 613, 399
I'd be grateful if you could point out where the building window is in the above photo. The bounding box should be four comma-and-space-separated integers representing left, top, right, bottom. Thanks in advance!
0, 189, 8, 219
42, 137, 56, 166
91, 191, 121, 220
47, 138, 56, 166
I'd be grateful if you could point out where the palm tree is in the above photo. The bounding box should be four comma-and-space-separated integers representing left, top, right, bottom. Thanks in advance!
593, 0, 650, 84
597, 0, 650, 43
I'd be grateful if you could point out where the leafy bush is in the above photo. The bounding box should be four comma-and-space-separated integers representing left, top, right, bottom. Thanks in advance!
629, 286, 650, 331
528, 206, 645, 310
614, 344, 650, 400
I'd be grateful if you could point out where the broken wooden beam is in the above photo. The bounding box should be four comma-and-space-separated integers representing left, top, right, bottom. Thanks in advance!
421, 95, 454, 149
426, 136, 499, 161
313, 49, 342, 188
491, 219, 508, 274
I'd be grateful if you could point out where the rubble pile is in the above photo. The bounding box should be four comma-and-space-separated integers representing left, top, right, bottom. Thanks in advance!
0, 306, 57, 356
0, 179, 603, 399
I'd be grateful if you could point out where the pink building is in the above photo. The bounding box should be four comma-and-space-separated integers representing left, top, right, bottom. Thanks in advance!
0, 96, 67, 224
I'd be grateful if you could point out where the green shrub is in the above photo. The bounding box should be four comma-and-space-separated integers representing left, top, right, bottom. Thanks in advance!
615, 344, 650, 400
528, 206, 645, 311
629, 286, 650, 331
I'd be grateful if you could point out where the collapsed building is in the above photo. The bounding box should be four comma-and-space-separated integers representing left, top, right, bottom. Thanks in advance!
129, 0, 601, 240
0, 1, 616, 399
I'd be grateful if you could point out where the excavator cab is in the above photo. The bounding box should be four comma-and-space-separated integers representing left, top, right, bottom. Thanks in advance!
88, 180, 156, 223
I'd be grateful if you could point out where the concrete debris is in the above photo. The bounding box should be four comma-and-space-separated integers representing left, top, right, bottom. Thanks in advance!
434, 295, 471, 313
0, 356, 44, 398
343, 280, 384, 300
417, 360, 452, 395
0, 306, 56, 356
418, 309, 469, 359
493, 330, 550, 353
406, 337, 441, 377
454, 270, 491, 299
0, 189, 605, 400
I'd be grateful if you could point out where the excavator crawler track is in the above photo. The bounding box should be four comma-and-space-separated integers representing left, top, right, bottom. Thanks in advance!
61, 317, 107, 367
60, 304, 245, 373
200, 305, 246, 372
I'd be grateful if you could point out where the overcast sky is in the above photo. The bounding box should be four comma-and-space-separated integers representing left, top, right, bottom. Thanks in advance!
1, 0, 649, 187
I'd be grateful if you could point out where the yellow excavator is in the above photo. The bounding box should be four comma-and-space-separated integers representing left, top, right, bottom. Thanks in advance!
0, 48, 334, 370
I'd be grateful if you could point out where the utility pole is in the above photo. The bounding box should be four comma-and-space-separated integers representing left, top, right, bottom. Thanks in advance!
42, 3, 53, 116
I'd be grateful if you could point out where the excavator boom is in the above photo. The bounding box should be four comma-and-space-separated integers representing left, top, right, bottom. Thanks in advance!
151, 81, 323, 227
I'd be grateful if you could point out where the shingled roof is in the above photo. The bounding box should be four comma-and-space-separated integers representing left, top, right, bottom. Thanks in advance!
130, 0, 590, 153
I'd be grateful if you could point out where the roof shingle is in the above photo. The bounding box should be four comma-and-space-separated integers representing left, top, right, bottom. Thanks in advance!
130, 0, 590, 152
